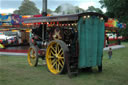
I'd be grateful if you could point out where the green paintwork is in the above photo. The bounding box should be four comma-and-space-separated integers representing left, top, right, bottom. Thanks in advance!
78, 16, 105, 68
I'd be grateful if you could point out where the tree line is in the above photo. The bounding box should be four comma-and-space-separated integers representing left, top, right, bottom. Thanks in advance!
13, 0, 103, 15
13, 0, 128, 38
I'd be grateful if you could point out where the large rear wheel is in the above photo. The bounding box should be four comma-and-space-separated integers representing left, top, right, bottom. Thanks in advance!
46, 40, 69, 74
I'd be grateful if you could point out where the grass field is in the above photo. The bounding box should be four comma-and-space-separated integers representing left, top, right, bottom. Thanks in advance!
0, 42, 128, 85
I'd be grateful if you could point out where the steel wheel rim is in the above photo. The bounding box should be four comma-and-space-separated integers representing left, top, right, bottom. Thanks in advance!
46, 42, 65, 74
28, 47, 37, 66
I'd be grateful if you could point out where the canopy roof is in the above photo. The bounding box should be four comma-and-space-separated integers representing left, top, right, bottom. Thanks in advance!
24, 12, 108, 23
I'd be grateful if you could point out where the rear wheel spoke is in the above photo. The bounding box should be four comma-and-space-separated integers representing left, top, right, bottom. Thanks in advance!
51, 59, 56, 64
61, 60, 64, 65
56, 61, 58, 70
56, 43, 59, 53
48, 56, 54, 59
58, 61, 63, 68
58, 62, 60, 71
59, 52, 64, 57
58, 48, 62, 55
51, 50, 56, 56
51, 46, 56, 53
58, 57, 64, 59
51, 61, 57, 69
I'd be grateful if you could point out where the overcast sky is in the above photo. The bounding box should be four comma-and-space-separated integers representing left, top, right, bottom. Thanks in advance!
0, 0, 106, 14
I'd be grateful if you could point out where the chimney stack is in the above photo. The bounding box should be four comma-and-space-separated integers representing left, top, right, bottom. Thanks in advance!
42, 0, 47, 16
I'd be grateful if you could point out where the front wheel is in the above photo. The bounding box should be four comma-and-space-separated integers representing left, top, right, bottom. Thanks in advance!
27, 46, 38, 67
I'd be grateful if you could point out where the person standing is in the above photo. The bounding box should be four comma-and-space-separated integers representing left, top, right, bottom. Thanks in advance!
108, 48, 112, 59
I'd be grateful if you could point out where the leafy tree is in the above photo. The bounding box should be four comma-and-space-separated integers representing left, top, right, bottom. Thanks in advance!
41, 9, 53, 15
104, 12, 114, 18
99, 0, 128, 38
13, 0, 40, 15
55, 6, 61, 13
13, 10, 19, 14
86, 6, 103, 14
75, 6, 85, 13
119, 25, 128, 38
47, 9, 53, 14
99, 0, 128, 23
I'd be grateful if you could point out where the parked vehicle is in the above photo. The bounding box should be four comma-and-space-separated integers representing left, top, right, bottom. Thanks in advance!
0, 34, 17, 46
24, 12, 108, 77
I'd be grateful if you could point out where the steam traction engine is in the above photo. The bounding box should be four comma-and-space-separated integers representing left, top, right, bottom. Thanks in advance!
24, 12, 108, 77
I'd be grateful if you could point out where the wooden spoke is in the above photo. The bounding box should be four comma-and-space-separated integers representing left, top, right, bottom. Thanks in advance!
51, 50, 56, 56
51, 61, 57, 69
51, 46, 56, 53
58, 48, 62, 55
51, 59, 56, 64
46, 41, 68, 74
48, 56, 54, 59
58, 61, 63, 68
61, 60, 64, 65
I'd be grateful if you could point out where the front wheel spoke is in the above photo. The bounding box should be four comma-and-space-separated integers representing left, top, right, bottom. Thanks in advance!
32, 49, 34, 54
30, 55, 33, 58
34, 54, 36, 57
31, 59, 34, 63
32, 55, 35, 58
31, 59, 35, 64
31, 57, 36, 60
32, 53, 35, 57
30, 51, 32, 55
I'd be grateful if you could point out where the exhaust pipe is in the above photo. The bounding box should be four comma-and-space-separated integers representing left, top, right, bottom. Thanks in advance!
42, 0, 47, 16
42, 0, 47, 41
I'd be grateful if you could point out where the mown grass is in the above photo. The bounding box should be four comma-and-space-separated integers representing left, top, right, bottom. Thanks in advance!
0, 42, 128, 85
